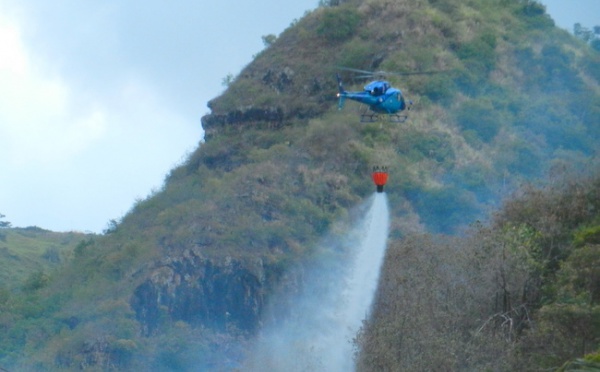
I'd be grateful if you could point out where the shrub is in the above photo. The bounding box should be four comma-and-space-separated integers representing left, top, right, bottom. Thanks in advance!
499, 139, 544, 177
22, 271, 48, 292
454, 98, 502, 142
317, 7, 361, 42
406, 186, 479, 234
573, 225, 600, 247
455, 30, 498, 73
421, 74, 456, 104
518, 1, 554, 29
336, 39, 372, 68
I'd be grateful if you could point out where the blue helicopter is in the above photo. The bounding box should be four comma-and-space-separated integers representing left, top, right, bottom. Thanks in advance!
336, 67, 436, 123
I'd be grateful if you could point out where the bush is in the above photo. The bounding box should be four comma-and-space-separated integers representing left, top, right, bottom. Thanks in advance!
574, 225, 600, 247
454, 98, 502, 142
455, 30, 497, 72
502, 139, 543, 177
421, 74, 456, 104
336, 39, 372, 68
317, 7, 361, 42
406, 186, 479, 234
517, 1, 554, 30
22, 271, 48, 292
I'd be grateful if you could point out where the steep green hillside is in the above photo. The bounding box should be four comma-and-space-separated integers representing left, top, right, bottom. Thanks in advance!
1, 0, 599, 370
206, 0, 600, 233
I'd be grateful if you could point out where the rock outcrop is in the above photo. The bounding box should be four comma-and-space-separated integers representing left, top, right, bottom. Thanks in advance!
130, 248, 268, 336
201, 107, 285, 140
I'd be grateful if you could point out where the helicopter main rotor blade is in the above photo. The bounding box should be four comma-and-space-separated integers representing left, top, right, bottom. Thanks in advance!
337, 66, 448, 78
386, 70, 447, 76
337, 66, 375, 75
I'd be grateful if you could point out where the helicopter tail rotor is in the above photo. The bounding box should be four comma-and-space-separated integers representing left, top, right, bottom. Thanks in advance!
336, 74, 347, 110
338, 96, 346, 110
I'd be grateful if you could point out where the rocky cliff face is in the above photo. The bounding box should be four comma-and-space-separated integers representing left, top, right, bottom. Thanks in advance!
201, 107, 285, 140
130, 247, 273, 336
201, 62, 334, 140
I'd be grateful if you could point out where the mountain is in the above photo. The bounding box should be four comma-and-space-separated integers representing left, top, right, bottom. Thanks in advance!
1, 0, 599, 370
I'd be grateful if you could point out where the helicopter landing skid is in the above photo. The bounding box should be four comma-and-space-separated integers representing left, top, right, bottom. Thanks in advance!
359, 113, 408, 123
360, 113, 380, 123
389, 114, 408, 123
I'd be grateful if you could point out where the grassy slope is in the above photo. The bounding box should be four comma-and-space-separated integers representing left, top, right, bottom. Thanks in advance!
0, 228, 92, 289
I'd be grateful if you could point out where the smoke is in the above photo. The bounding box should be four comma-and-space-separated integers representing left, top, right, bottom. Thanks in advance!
244, 193, 390, 371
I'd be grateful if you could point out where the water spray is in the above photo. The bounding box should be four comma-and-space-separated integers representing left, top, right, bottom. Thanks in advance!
245, 193, 390, 371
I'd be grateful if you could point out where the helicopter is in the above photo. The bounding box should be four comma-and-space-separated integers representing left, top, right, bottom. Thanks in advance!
336, 67, 437, 123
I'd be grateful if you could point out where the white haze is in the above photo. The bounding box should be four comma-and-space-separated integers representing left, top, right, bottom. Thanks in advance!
244, 193, 390, 371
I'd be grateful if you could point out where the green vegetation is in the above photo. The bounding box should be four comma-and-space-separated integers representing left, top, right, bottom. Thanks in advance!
0, 227, 93, 289
1, 0, 600, 370
574, 23, 600, 51
454, 98, 502, 142
0, 213, 11, 228
316, 6, 361, 42
357, 170, 600, 371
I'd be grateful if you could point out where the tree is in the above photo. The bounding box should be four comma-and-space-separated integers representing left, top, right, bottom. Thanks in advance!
0, 213, 11, 228
0, 213, 9, 242
574, 23, 600, 51
261, 34, 277, 48
221, 73, 234, 87
574, 23, 595, 43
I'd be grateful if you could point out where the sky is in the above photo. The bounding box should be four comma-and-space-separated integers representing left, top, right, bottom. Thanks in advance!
0, 0, 598, 233
0, 0, 318, 232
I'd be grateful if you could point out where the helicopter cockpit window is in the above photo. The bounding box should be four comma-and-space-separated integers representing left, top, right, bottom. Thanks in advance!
366, 81, 387, 96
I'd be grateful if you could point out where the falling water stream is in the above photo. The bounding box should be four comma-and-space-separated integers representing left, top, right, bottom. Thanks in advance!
245, 193, 390, 371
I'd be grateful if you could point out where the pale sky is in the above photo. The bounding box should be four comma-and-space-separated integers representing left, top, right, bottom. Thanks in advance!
0, 1, 598, 233
542, 0, 599, 31
0, 0, 318, 232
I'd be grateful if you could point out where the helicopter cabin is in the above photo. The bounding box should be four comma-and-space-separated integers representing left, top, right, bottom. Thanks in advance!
364, 81, 391, 96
